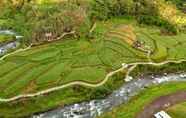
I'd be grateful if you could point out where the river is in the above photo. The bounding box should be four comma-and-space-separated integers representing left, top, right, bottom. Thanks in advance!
32, 73, 186, 118
0, 30, 22, 55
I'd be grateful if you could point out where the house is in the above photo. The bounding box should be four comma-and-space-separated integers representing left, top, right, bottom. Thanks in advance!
106, 25, 149, 53
154, 111, 172, 118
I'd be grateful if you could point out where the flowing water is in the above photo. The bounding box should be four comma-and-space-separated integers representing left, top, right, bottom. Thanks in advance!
0, 30, 22, 55
0, 30, 23, 39
32, 73, 186, 118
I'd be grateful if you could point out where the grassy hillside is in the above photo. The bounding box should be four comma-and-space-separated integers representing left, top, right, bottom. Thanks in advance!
0, 18, 146, 98
167, 102, 186, 118
0, 0, 186, 117
0, 17, 185, 117
0, 35, 16, 43
1, 18, 186, 98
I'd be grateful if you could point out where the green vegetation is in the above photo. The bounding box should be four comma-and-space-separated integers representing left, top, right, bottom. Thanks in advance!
0, 19, 149, 98
0, 0, 91, 45
0, 72, 125, 117
167, 102, 186, 118
0, 35, 16, 43
90, 0, 186, 34
166, 0, 186, 11
0, 17, 185, 117
0, 0, 186, 117
99, 82, 186, 118
149, 38, 167, 62
0, 0, 185, 46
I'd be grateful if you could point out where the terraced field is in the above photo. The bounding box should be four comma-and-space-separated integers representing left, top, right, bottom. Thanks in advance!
0, 39, 106, 98
0, 21, 148, 99
0, 18, 186, 117
135, 27, 186, 62
1, 19, 186, 99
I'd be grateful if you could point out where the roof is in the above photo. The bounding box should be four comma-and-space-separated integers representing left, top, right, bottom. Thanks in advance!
154, 111, 172, 118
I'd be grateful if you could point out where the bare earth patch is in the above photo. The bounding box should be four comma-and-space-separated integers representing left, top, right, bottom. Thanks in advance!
136, 91, 186, 118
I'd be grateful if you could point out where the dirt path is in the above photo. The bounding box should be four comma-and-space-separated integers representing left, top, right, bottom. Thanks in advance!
0, 45, 186, 102
136, 91, 186, 118
0, 47, 186, 102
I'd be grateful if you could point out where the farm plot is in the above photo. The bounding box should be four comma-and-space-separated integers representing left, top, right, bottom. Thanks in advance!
0, 39, 109, 98
134, 26, 186, 62
0, 18, 186, 117
1, 21, 186, 99
0, 35, 147, 98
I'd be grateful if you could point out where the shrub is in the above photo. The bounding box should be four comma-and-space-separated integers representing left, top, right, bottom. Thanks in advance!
0, 1, 92, 45
0, 34, 16, 43
90, 0, 135, 20
90, 0, 160, 21
133, 0, 157, 16
166, 0, 186, 11
137, 15, 178, 34
31, 2, 91, 44
90, 0, 181, 34
0, 1, 15, 19
90, 0, 112, 20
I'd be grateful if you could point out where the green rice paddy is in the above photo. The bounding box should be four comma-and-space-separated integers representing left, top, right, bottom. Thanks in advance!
0, 18, 186, 117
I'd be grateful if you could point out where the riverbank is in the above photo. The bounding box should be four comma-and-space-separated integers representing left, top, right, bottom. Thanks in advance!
136, 91, 186, 118
32, 72, 186, 118
98, 76, 186, 118
0, 30, 22, 55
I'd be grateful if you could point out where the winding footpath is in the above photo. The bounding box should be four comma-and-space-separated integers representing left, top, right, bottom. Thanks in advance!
0, 46, 186, 102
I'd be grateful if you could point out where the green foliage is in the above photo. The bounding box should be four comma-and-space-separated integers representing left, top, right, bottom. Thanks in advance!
31, 3, 91, 44
0, 1, 185, 117
133, 0, 157, 15
137, 15, 163, 26
0, 16, 185, 117
90, 0, 135, 20
0, 35, 16, 43
99, 82, 186, 118
90, 0, 112, 20
90, 0, 181, 34
0, 1, 14, 19
90, 0, 158, 20
137, 15, 178, 34
0, 1, 92, 45
166, 0, 186, 11
0, 2, 37, 44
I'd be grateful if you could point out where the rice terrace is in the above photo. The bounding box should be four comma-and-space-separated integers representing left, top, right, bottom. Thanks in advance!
0, 0, 186, 118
